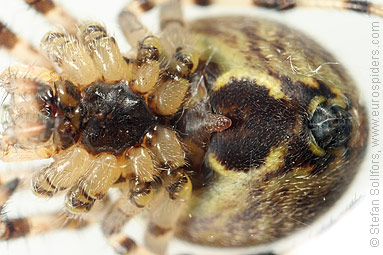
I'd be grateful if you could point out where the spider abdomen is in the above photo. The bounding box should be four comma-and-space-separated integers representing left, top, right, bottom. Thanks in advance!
175, 16, 368, 247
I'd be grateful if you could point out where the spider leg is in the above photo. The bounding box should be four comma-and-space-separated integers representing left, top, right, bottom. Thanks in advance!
108, 232, 156, 255
65, 153, 123, 213
0, 163, 53, 208
102, 125, 189, 255
125, 0, 252, 13
144, 126, 186, 169
79, 22, 130, 83
141, 125, 191, 254
0, 178, 89, 240
0, 22, 52, 68
0, 0, 79, 68
252, 0, 383, 17
126, 0, 157, 13
1, 176, 109, 241
144, 170, 192, 255
0, 211, 94, 241
0, 178, 20, 210
23, 0, 78, 34
0, 168, 36, 192
130, 0, 255, 9
119, 1, 197, 116
41, 31, 102, 87
118, 2, 163, 98
42, 22, 132, 88
159, 0, 200, 75
118, 1, 152, 49
31, 146, 93, 198
128, 0, 383, 17
101, 181, 155, 255
159, 0, 186, 55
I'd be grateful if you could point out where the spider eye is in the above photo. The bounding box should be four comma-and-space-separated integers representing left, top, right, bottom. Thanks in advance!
309, 103, 353, 149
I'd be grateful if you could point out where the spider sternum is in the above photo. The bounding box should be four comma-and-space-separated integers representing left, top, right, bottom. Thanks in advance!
78, 81, 158, 155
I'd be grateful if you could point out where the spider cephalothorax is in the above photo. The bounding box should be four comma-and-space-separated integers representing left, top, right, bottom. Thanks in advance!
0, 17, 228, 215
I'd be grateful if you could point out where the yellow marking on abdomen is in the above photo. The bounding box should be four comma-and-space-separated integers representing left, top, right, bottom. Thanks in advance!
213, 68, 287, 100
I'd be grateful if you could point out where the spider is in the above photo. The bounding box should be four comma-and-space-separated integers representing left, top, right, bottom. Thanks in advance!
0, 0, 380, 255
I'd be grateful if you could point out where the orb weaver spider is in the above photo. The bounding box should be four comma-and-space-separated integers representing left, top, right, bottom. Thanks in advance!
0, 0, 380, 255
